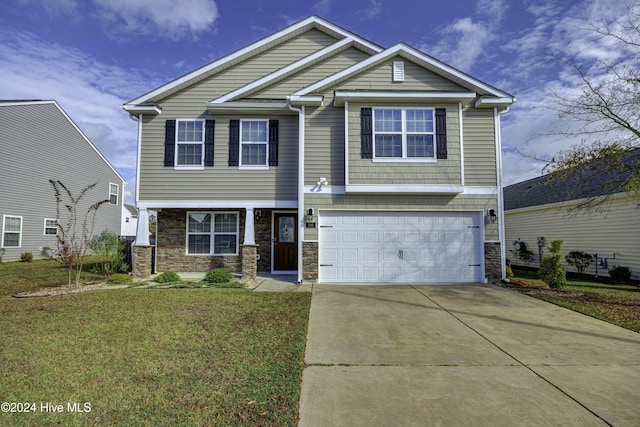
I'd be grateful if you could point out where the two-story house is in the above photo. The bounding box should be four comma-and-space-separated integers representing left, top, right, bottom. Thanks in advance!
123, 16, 514, 284
0, 100, 125, 261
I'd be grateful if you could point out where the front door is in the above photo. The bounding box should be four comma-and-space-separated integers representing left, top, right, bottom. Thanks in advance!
274, 213, 297, 271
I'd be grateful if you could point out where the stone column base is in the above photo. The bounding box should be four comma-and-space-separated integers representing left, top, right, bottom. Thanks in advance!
484, 242, 502, 282
241, 244, 258, 280
132, 245, 152, 280
302, 241, 318, 281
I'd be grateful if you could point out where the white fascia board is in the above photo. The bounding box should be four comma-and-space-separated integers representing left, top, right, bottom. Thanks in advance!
124, 16, 382, 107
205, 102, 296, 114
121, 105, 161, 115
345, 184, 464, 194
334, 91, 477, 106
304, 185, 346, 194
475, 96, 515, 109
295, 43, 514, 100
288, 95, 323, 106
137, 200, 298, 210
463, 186, 498, 195
211, 38, 355, 104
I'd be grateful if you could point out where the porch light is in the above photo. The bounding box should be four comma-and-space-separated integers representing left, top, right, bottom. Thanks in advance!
317, 177, 328, 186
487, 209, 497, 223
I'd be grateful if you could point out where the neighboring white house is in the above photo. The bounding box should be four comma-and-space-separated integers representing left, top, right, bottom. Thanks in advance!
121, 204, 138, 237
503, 150, 640, 280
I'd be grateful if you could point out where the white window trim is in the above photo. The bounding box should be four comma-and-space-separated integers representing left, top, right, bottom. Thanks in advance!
175, 119, 205, 170
44, 218, 58, 236
109, 183, 119, 205
185, 211, 239, 256
2, 215, 23, 248
372, 107, 436, 161
239, 119, 269, 170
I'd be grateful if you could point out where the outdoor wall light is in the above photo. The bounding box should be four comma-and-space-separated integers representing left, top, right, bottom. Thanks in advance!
487, 209, 497, 223
317, 177, 328, 186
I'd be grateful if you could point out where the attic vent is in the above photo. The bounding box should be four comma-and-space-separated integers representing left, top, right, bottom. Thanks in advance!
392, 61, 405, 82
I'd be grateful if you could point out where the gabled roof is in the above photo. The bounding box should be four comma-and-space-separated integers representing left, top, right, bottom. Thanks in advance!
503, 149, 640, 211
0, 100, 126, 184
292, 43, 515, 104
123, 15, 382, 109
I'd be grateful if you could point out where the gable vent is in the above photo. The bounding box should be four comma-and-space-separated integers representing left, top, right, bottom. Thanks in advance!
393, 61, 405, 82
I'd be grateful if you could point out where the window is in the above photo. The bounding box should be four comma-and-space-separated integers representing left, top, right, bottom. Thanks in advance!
109, 183, 119, 205
187, 212, 238, 255
44, 218, 58, 235
2, 215, 22, 247
176, 119, 204, 166
373, 108, 435, 159
240, 120, 268, 167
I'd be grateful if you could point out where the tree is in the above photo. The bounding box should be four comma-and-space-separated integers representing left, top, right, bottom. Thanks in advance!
50, 180, 109, 286
565, 251, 593, 274
540, 7, 640, 207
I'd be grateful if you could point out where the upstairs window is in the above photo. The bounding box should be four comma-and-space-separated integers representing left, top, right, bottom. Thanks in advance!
2, 215, 22, 247
240, 120, 268, 168
176, 119, 204, 167
373, 108, 435, 159
109, 183, 119, 205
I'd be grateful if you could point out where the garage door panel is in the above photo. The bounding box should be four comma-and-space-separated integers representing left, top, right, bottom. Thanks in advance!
319, 211, 483, 283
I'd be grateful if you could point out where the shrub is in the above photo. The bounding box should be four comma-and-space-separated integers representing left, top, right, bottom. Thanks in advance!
517, 248, 534, 266
608, 266, 632, 284
204, 268, 234, 284
538, 240, 567, 289
107, 273, 132, 284
90, 230, 128, 275
155, 271, 181, 283
20, 252, 33, 262
565, 251, 593, 273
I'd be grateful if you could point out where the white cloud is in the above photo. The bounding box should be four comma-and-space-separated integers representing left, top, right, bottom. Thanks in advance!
359, 0, 384, 21
0, 29, 161, 203
313, 0, 335, 16
92, 0, 219, 40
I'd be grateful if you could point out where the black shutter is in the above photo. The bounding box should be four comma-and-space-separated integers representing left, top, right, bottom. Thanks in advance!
228, 119, 239, 166
164, 120, 176, 167
204, 120, 215, 167
435, 108, 447, 159
268, 119, 279, 166
360, 108, 373, 159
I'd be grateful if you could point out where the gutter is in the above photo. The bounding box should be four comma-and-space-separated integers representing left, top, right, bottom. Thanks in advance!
287, 100, 305, 284
495, 107, 508, 282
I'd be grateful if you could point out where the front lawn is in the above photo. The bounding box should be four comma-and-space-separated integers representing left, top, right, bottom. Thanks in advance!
506, 268, 640, 333
0, 260, 311, 426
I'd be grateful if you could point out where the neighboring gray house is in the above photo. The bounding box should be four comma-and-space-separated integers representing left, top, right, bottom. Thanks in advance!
504, 150, 640, 280
123, 16, 514, 283
0, 100, 125, 261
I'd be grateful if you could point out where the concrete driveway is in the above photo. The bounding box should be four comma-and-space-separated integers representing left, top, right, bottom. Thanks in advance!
298, 284, 640, 426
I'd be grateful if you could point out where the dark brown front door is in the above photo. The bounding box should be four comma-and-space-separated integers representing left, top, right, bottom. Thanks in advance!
274, 213, 297, 271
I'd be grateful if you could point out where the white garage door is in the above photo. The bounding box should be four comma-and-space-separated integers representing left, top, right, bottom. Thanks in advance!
319, 211, 483, 283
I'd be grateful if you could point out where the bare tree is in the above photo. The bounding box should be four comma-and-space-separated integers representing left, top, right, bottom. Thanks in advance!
540, 7, 640, 206
50, 180, 109, 286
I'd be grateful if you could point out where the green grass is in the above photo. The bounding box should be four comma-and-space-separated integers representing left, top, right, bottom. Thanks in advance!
507, 268, 640, 333
0, 260, 311, 426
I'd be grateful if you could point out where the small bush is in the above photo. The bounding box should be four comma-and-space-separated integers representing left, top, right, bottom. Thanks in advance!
538, 240, 567, 289
155, 271, 181, 283
565, 251, 593, 273
517, 248, 534, 266
20, 252, 33, 262
0, 248, 5, 263
107, 273, 132, 284
204, 268, 234, 284
608, 266, 632, 284
90, 230, 128, 275
505, 263, 514, 280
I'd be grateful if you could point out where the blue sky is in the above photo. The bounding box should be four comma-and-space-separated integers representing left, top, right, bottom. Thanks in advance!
0, 0, 636, 202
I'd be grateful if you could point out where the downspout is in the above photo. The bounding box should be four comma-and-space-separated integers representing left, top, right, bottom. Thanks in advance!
287, 101, 305, 284
495, 107, 509, 281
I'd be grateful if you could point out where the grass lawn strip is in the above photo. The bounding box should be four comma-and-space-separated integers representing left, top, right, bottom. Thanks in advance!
507, 268, 640, 333
0, 259, 311, 426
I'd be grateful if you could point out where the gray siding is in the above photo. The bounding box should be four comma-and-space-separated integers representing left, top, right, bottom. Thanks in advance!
0, 102, 124, 260
138, 114, 298, 201
463, 108, 497, 186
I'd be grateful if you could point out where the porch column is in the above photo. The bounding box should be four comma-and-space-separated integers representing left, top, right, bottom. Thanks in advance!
135, 208, 150, 246
244, 207, 255, 244
241, 207, 258, 281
